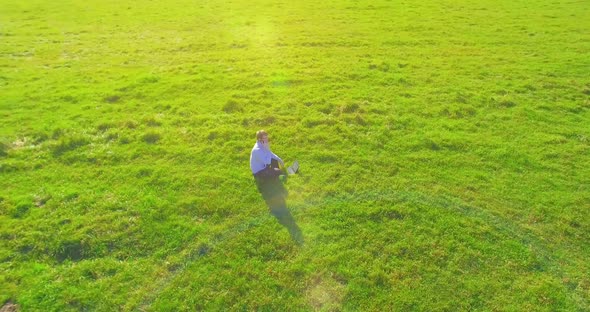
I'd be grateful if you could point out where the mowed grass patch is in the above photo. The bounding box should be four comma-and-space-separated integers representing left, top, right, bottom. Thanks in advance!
1, 0, 589, 310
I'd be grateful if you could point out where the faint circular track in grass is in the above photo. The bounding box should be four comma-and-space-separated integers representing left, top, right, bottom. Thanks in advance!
313, 189, 586, 307
137, 189, 586, 310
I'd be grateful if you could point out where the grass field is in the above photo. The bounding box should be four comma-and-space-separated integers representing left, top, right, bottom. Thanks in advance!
1, 0, 589, 310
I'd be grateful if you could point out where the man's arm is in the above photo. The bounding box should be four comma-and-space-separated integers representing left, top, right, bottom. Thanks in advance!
270, 151, 284, 167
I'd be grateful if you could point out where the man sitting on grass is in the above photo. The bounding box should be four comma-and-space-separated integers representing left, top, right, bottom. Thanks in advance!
250, 130, 303, 245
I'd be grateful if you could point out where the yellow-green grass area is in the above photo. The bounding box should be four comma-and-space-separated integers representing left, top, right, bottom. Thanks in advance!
1, 0, 589, 310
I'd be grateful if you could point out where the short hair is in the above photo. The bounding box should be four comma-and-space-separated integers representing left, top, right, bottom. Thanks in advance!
256, 130, 268, 140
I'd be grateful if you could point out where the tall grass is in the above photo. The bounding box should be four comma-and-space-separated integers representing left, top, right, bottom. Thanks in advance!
1, 0, 589, 310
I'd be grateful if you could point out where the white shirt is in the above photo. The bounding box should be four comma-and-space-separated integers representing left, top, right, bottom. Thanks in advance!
250, 141, 283, 174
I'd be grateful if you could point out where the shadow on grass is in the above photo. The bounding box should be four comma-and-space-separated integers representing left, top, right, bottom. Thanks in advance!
267, 195, 304, 245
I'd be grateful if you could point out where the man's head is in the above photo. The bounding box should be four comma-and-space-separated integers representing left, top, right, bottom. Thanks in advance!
256, 130, 269, 148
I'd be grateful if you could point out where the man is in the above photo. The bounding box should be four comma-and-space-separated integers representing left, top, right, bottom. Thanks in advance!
250, 130, 303, 244
250, 130, 285, 180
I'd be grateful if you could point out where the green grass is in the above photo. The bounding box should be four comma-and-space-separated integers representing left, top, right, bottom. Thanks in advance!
1, 0, 589, 310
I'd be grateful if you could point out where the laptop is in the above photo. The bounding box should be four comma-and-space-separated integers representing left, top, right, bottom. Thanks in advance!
287, 160, 299, 175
